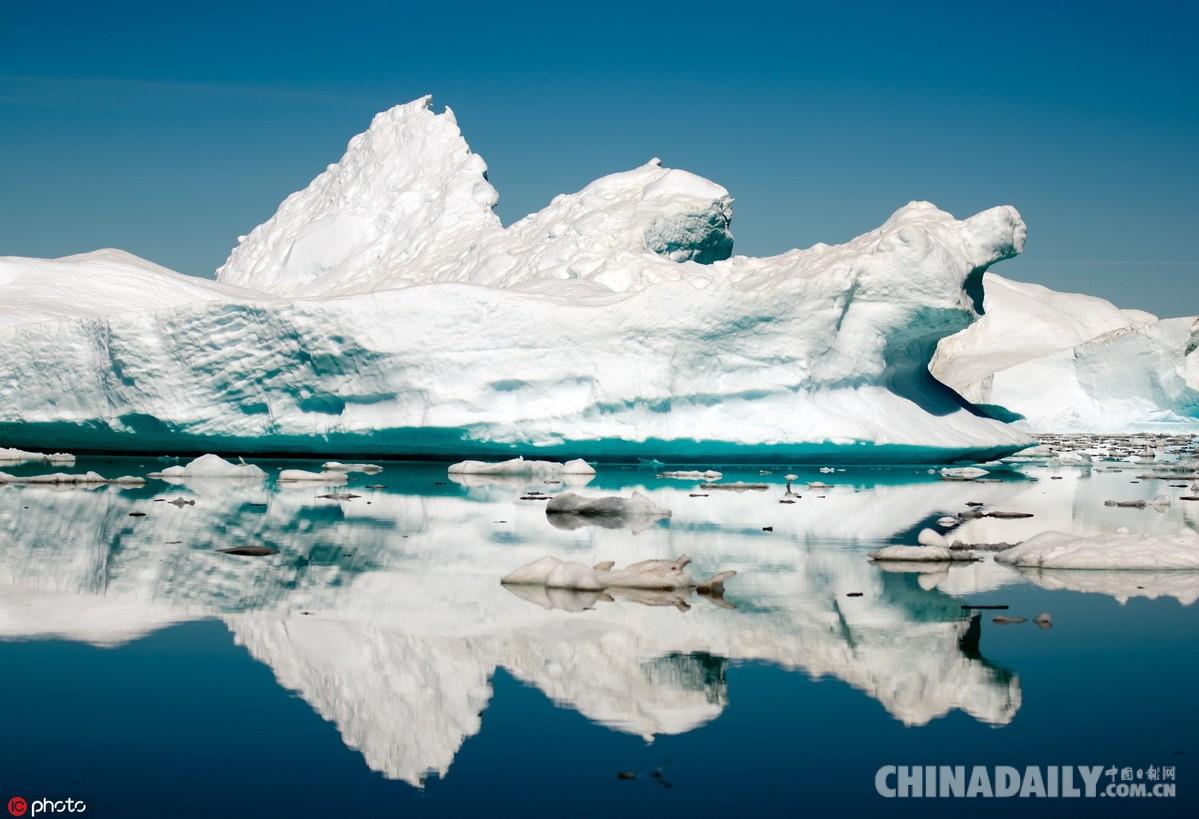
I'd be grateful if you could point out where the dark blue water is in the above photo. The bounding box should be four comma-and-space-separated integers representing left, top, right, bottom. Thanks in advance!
0, 456, 1194, 817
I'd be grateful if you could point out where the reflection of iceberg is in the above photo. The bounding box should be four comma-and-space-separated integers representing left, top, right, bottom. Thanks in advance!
0, 467, 1027, 786
1012, 567, 1199, 605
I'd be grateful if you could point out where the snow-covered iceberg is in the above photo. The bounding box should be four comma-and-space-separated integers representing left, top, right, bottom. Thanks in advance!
0, 97, 1031, 461
931, 273, 1199, 431
147, 453, 267, 480
995, 529, 1199, 570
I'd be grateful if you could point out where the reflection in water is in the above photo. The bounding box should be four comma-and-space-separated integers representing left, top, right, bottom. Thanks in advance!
0, 458, 1195, 785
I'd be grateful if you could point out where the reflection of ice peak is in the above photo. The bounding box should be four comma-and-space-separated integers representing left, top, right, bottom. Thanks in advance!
0, 467, 1036, 785
228, 615, 494, 787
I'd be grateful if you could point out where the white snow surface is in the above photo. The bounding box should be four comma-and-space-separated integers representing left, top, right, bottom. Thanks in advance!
931, 273, 1199, 432
996, 529, 1199, 570
0, 248, 253, 327
0, 96, 1032, 458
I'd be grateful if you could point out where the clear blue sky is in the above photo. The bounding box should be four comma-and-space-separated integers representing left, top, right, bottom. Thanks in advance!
2, 0, 1196, 315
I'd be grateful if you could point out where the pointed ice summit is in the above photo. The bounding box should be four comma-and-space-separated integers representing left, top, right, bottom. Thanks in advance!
0, 96, 1032, 460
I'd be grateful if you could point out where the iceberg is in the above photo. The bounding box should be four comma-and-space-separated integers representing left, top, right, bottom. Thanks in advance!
147, 453, 267, 480
931, 273, 1199, 431
0, 97, 1031, 461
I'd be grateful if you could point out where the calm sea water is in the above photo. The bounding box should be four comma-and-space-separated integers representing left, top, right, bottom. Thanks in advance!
0, 455, 1195, 817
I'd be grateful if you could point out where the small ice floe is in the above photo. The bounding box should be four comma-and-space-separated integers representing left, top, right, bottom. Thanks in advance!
819, 466, 835, 474
148, 454, 266, 480
447, 456, 595, 476
807, 480, 831, 489
1054, 451, 1092, 464
869, 528, 979, 563
657, 470, 722, 480
321, 462, 383, 474
1103, 494, 1171, 509
940, 466, 989, 481
0, 447, 75, 466
501, 554, 735, 595
277, 469, 348, 483
1034, 612, 1053, 629
545, 491, 670, 527
167, 497, 195, 507
984, 511, 1035, 519
869, 545, 979, 563
317, 492, 361, 501
992, 615, 1026, 625
937, 516, 960, 527
996, 529, 1199, 570
700, 481, 768, 491
0, 470, 144, 486
219, 546, 278, 557
950, 540, 1020, 552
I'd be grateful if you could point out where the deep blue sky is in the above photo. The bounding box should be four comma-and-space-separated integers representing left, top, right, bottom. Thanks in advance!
2, 0, 1196, 315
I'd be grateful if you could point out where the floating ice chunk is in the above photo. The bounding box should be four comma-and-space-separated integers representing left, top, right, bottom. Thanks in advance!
937, 516, 960, 528
545, 491, 670, 520
148, 454, 266, 480
0, 470, 142, 486
447, 456, 592, 477
702, 481, 768, 491
1102, 494, 1171, 510
0, 447, 76, 465
657, 470, 722, 480
996, 529, 1199, 570
501, 554, 734, 593
918, 528, 950, 549
1054, 452, 1091, 464
321, 462, 384, 474
869, 545, 977, 562
940, 467, 989, 481
278, 469, 349, 483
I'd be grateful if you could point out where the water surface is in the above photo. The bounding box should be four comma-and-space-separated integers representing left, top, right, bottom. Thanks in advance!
0, 455, 1195, 816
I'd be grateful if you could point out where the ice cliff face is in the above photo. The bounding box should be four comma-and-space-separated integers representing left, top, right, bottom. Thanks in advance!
0, 96, 1030, 459
930, 273, 1199, 431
